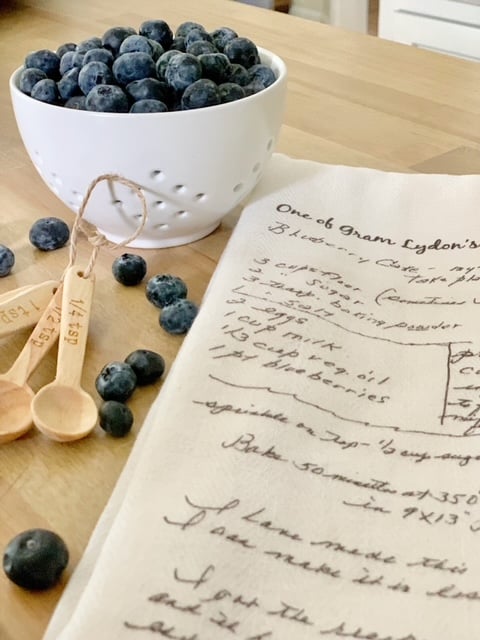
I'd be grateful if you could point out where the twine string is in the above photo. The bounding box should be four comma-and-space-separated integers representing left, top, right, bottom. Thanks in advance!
65, 173, 149, 279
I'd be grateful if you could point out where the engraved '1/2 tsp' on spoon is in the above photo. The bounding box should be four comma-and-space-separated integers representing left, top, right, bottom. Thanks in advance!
31, 266, 98, 442
0, 284, 63, 444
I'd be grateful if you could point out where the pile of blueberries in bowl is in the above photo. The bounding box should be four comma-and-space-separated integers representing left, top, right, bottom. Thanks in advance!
18, 19, 278, 112
10, 18, 287, 248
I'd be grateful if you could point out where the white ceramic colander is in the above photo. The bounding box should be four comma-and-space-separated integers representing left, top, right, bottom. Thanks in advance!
10, 48, 287, 248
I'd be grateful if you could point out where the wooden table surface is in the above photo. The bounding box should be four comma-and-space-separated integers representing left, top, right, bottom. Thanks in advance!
1, 1, 480, 638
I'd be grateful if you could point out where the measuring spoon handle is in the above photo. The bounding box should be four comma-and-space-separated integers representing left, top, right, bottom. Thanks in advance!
0, 280, 60, 338
5, 285, 63, 386
55, 266, 95, 388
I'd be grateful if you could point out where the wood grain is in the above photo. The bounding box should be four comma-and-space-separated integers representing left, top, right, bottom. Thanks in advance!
1, 1, 480, 637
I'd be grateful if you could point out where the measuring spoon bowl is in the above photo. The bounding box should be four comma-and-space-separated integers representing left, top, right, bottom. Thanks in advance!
32, 267, 97, 442
0, 285, 63, 444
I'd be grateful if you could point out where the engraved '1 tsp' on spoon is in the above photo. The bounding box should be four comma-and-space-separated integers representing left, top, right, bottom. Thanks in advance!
0, 284, 62, 444
0, 280, 59, 338
31, 266, 98, 442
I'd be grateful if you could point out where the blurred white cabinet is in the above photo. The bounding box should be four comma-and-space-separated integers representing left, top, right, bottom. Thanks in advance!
289, 0, 369, 32
329, 0, 369, 32
378, 0, 480, 61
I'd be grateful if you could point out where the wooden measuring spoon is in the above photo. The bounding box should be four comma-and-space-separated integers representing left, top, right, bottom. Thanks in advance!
0, 284, 63, 444
31, 266, 98, 442
0, 280, 59, 338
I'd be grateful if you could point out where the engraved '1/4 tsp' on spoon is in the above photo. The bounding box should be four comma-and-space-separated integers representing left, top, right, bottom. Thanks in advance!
31, 266, 98, 442
0, 284, 62, 444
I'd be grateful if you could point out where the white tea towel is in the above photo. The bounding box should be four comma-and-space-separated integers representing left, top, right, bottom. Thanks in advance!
46, 154, 480, 640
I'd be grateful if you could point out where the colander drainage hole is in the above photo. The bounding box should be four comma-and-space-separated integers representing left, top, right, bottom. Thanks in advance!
194, 193, 206, 201
33, 150, 43, 166
233, 183, 244, 193
266, 138, 274, 151
154, 201, 165, 209
252, 162, 261, 173
173, 184, 186, 194
151, 170, 165, 180
175, 210, 189, 217
153, 223, 169, 230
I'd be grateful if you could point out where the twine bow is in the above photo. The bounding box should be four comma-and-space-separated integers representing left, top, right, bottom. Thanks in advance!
65, 174, 148, 279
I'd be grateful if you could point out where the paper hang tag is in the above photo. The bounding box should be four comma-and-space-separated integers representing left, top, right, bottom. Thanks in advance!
0, 280, 60, 338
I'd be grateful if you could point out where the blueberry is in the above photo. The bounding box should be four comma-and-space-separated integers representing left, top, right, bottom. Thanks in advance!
99, 401, 134, 437
95, 361, 137, 402
243, 78, 269, 96
156, 50, 182, 79
218, 82, 245, 103
224, 37, 260, 68
125, 349, 165, 385
71, 51, 86, 69
82, 47, 114, 67
30, 78, 59, 104
0, 245, 15, 277
175, 21, 206, 39
181, 78, 221, 110
119, 34, 163, 59
130, 99, 168, 113
210, 27, 238, 52
29, 217, 70, 251
24, 49, 60, 79
170, 36, 186, 52
85, 84, 129, 112
59, 50, 77, 75
226, 63, 249, 87
164, 53, 202, 92
57, 67, 80, 100
247, 63, 276, 89
78, 61, 114, 95
19, 68, 47, 95
113, 51, 156, 85
160, 299, 198, 335
139, 19, 174, 50
147, 39, 165, 62
56, 42, 76, 58
146, 274, 188, 308
3, 528, 69, 591
101, 26, 137, 55
198, 53, 231, 83
184, 28, 213, 49
186, 41, 217, 56
125, 77, 171, 104
76, 36, 103, 54
112, 252, 147, 286
64, 95, 87, 110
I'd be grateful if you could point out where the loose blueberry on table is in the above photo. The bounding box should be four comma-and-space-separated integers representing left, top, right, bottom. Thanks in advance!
3, 528, 69, 591
29, 216, 70, 251
145, 273, 188, 308
160, 298, 198, 335
125, 349, 165, 385
0, 244, 15, 277
112, 252, 147, 286
95, 361, 137, 402
18, 18, 277, 112
99, 400, 134, 437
